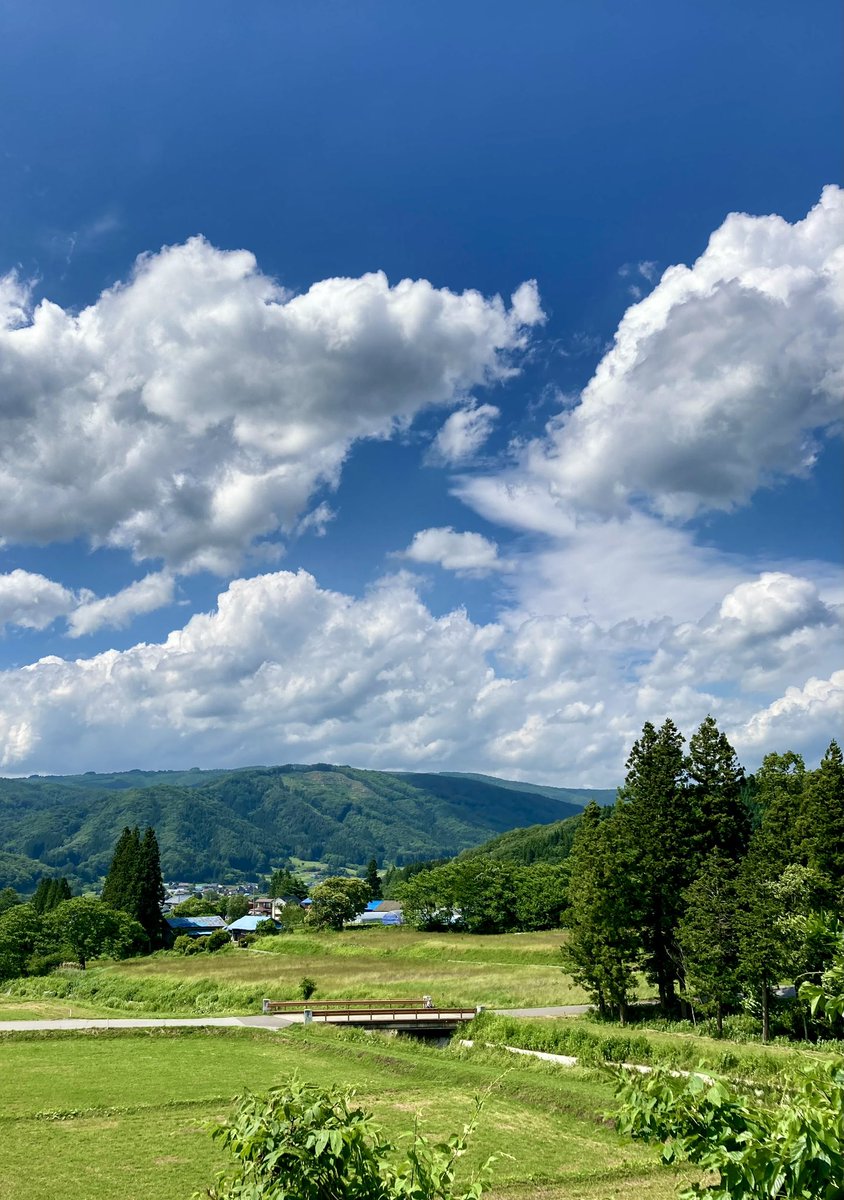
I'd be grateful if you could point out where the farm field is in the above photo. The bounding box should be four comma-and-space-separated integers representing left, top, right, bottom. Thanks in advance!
1, 929, 599, 1018
0, 1024, 694, 1200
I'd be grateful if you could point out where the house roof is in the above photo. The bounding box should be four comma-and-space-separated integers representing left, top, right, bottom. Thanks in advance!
227, 914, 281, 932
166, 915, 226, 931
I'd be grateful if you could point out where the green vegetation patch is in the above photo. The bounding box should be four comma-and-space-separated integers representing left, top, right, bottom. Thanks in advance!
0, 1025, 688, 1200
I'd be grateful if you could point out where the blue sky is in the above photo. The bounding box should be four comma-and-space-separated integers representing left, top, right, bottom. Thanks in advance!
0, 0, 840, 782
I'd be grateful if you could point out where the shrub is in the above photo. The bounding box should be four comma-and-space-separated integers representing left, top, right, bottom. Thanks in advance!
255, 919, 279, 938
172, 935, 193, 955
203, 1076, 495, 1200
299, 975, 317, 1001
25, 951, 66, 977
615, 1057, 844, 1198
206, 929, 232, 953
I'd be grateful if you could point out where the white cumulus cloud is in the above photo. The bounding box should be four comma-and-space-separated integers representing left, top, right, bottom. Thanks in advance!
401, 527, 508, 575
0, 569, 76, 632
429, 402, 500, 465
0, 239, 542, 573
0, 567, 839, 781
515, 187, 843, 519
66, 571, 176, 637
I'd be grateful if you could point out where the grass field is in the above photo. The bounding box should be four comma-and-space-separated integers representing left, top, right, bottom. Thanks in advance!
1, 929, 596, 1017
0, 1024, 695, 1200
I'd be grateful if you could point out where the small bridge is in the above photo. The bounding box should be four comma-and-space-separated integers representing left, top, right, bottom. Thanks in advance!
262, 998, 479, 1034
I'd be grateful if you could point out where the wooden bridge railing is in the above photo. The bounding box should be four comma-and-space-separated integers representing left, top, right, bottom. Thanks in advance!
263, 997, 435, 1013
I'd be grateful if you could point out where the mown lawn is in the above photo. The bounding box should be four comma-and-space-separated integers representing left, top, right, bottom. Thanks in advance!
2, 929, 598, 1016
0, 1025, 693, 1200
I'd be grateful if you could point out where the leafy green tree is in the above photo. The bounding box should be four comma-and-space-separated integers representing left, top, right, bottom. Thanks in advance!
205, 1076, 495, 1200
678, 851, 741, 1035
562, 803, 640, 1022
397, 869, 455, 931
617, 718, 693, 1011
276, 902, 306, 931
514, 863, 569, 931
685, 717, 749, 860
102, 910, 149, 960
255, 918, 279, 937
225, 894, 251, 923
453, 860, 519, 934
796, 740, 844, 908
268, 868, 309, 900
44, 896, 125, 969
173, 895, 226, 917
0, 887, 19, 916
306, 877, 371, 931
365, 857, 383, 900
615, 1057, 844, 1199
0, 903, 43, 981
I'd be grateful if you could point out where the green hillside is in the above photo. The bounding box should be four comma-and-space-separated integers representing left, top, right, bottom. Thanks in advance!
458, 813, 586, 866
0, 764, 588, 890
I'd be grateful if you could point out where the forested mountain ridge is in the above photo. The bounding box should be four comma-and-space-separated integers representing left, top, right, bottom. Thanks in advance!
0, 764, 591, 890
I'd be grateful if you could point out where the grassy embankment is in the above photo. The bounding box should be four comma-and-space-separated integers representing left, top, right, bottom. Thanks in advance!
0, 1023, 695, 1200
1, 928, 593, 1017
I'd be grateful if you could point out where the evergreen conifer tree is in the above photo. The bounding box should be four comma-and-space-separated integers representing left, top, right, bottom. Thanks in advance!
796, 740, 844, 909
31, 877, 52, 914
563, 802, 640, 1022
617, 718, 693, 1011
685, 716, 749, 860
749, 751, 806, 871
735, 839, 790, 1043
365, 858, 382, 900
101, 826, 142, 916
136, 826, 166, 947
678, 850, 741, 1035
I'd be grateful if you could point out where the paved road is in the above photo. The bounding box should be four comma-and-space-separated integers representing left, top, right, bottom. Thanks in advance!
0, 1005, 589, 1033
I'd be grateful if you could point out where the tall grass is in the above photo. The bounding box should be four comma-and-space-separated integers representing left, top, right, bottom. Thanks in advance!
470, 1013, 839, 1083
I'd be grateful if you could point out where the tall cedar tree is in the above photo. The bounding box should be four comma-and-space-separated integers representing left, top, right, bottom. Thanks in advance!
101, 825, 166, 946
563, 802, 640, 1022
685, 716, 749, 860
102, 826, 142, 913
365, 858, 382, 900
678, 851, 741, 1035
749, 751, 806, 872
136, 826, 166, 947
32, 876, 71, 913
796, 740, 844, 910
735, 836, 791, 1044
617, 718, 692, 1011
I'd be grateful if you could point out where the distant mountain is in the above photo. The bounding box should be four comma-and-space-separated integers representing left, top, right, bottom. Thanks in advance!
439, 772, 616, 807
0, 764, 594, 891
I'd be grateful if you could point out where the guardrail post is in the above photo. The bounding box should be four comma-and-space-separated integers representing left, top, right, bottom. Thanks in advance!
262, 998, 270, 1014
475, 1005, 485, 1015
303, 1009, 313, 1025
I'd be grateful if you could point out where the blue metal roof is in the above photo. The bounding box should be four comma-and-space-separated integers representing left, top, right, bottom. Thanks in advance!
166, 915, 226, 931
227, 914, 280, 932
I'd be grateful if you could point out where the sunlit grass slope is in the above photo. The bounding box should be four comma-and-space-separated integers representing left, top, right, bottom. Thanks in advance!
0, 1025, 694, 1200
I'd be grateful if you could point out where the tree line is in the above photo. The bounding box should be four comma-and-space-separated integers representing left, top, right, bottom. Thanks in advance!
0, 825, 167, 979
396, 717, 844, 1042
564, 719, 843, 1039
